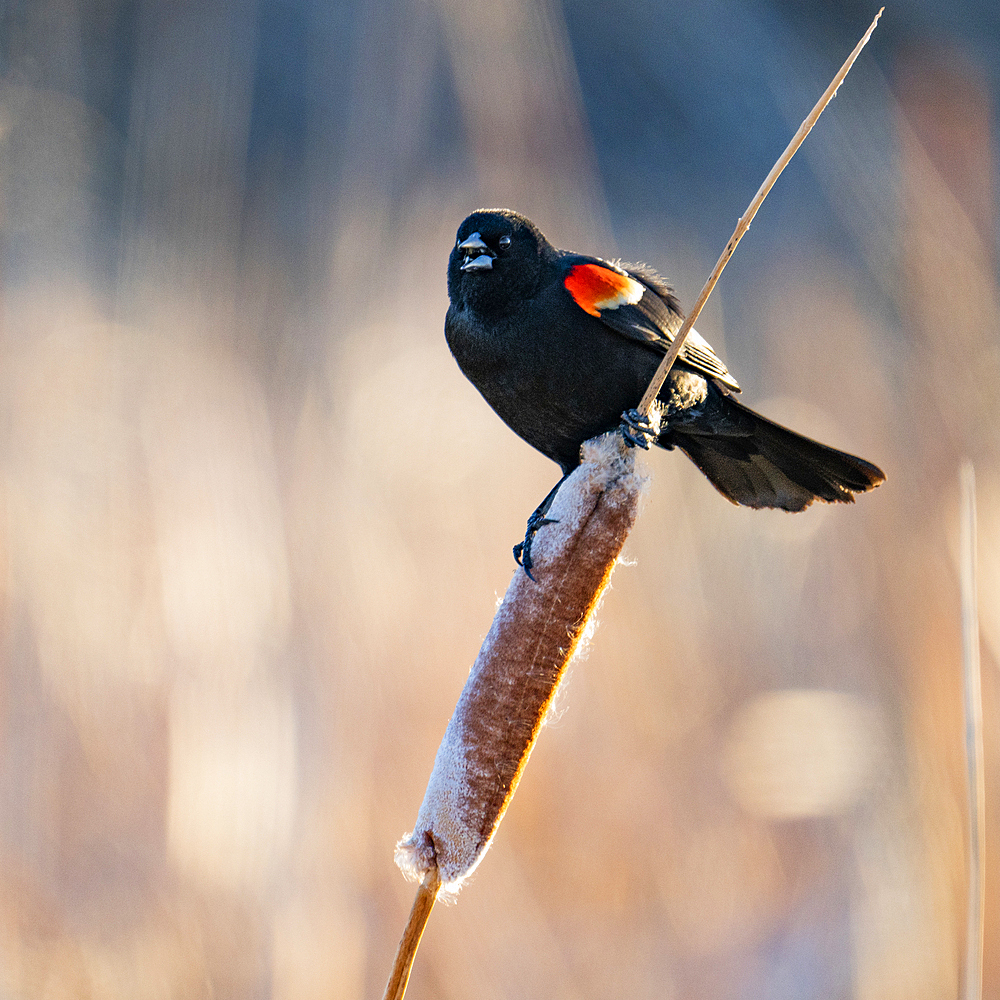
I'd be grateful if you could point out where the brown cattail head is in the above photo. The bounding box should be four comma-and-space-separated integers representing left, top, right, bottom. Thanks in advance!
395, 432, 647, 893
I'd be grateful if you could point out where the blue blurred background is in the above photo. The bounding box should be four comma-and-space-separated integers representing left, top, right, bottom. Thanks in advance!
0, 1, 997, 997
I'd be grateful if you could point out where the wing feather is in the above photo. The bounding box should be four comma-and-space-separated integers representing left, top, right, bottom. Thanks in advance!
562, 257, 740, 392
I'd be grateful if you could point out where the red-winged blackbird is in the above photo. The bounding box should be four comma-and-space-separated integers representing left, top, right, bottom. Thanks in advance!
445, 209, 885, 574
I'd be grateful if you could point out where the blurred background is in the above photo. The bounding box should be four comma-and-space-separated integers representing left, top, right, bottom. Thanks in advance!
0, 0, 997, 997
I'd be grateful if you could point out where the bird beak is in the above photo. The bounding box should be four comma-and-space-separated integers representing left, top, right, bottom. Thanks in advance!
459, 232, 494, 271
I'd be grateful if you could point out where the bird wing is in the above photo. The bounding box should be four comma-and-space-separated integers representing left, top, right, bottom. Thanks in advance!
561, 258, 740, 392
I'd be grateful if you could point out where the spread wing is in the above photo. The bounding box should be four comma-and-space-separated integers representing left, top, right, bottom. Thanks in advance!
561, 258, 740, 392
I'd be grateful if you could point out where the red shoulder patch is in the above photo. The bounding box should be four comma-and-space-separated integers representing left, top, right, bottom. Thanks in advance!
564, 263, 645, 317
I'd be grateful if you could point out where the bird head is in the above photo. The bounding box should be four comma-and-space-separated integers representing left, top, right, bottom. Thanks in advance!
447, 210, 548, 315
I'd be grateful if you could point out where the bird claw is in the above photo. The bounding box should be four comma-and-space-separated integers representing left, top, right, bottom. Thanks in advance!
619, 408, 660, 450
512, 474, 569, 579
514, 514, 559, 579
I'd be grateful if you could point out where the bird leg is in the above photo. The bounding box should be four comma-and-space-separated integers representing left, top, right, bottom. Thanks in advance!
513, 474, 569, 579
619, 407, 661, 450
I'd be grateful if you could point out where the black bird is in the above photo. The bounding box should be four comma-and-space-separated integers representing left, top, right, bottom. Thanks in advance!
445, 209, 885, 574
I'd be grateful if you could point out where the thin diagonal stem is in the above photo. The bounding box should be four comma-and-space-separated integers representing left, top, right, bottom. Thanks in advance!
960, 461, 984, 1000
638, 8, 884, 415
381, 869, 441, 1000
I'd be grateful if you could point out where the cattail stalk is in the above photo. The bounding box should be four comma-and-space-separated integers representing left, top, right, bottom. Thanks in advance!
637, 7, 884, 415
960, 461, 984, 1000
381, 869, 441, 1000
382, 434, 645, 999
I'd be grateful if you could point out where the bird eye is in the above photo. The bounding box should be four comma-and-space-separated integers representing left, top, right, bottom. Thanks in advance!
499, 235, 511, 249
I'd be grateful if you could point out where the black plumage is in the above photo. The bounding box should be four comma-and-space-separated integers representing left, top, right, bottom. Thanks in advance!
445, 209, 884, 571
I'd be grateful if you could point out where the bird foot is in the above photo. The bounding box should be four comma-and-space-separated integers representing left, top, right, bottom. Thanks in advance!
512, 474, 569, 579
513, 512, 559, 579
619, 408, 660, 450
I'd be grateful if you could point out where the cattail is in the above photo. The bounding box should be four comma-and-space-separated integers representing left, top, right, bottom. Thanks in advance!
395, 431, 646, 892
381, 431, 645, 1000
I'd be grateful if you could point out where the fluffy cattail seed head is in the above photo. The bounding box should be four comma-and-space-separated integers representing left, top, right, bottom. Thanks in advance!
395, 432, 646, 893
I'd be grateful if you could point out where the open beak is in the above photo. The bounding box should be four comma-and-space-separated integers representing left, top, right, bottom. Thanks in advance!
459, 232, 494, 271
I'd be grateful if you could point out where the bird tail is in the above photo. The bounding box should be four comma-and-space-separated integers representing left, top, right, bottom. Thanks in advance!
666, 396, 885, 511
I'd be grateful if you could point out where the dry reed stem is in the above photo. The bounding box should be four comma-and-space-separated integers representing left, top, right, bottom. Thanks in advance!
960, 461, 984, 1000
381, 868, 441, 1000
638, 7, 884, 415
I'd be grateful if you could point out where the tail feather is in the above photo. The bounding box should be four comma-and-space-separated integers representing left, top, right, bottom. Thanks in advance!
667, 397, 885, 512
